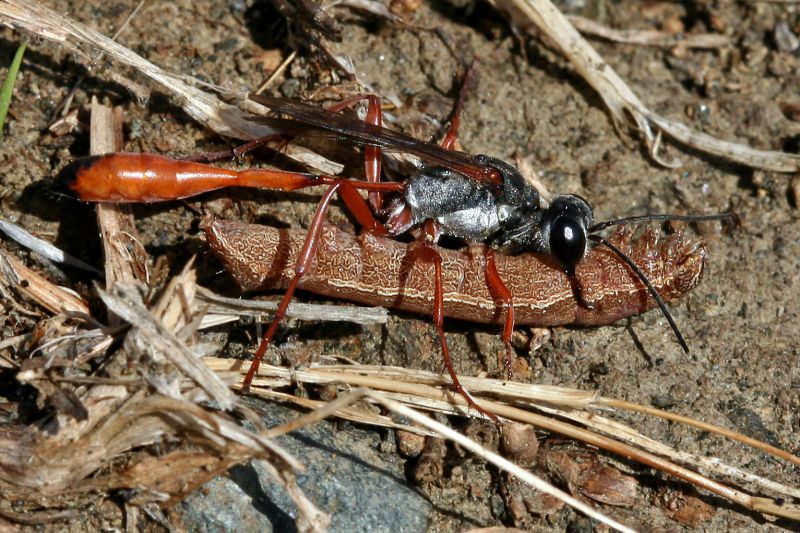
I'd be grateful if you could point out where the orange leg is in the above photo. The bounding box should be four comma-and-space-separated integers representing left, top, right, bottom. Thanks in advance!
484, 248, 515, 379
440, 59, 479, 151
240, 174, 406, 390
326, 94, 385, 212
440, 61, 515, 394
243, 180, 345, 390
410, 222, 498, 421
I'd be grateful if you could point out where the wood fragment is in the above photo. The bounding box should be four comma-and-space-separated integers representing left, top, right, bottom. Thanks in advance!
0, 508, 80, 526
655, 486, 716, 528
578, 462, 639, 507
0, 250, 88, 314
90, 98, 146, 287
414, 436, 447, 485
501, 422, 539, 467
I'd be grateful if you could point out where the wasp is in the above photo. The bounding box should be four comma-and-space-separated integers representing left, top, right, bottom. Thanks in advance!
62, 84, 730, 419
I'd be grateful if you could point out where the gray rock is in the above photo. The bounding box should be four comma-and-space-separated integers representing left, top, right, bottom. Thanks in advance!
181, 399, 430, 532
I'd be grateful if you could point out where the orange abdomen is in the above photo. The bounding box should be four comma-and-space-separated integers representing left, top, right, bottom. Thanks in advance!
61, 152, 241, 202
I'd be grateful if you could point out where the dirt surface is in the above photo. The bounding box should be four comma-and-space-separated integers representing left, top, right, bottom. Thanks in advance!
1, 0, 798, 531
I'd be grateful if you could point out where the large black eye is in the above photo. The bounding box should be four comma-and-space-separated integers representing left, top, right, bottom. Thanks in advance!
550, 216, 587, 268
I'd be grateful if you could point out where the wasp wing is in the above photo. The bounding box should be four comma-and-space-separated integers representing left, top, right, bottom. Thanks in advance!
249, 94, 497, 183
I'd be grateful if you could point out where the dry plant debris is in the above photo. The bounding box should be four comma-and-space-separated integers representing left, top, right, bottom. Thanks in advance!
210, 359, 800, 521
0, 100, 331, 532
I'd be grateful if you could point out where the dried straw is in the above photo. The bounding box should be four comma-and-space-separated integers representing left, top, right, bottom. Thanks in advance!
204, 359, 800, 521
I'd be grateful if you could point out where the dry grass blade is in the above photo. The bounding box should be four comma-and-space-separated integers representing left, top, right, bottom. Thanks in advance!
152, 258, 201, 339
216, 360, 800, 521
261, 386, 396, 438
491, 0, 800, 172
0, 507, 79, 526
250, 388, 438, 437
203, 360, 603, 409
600, 398, 800, 467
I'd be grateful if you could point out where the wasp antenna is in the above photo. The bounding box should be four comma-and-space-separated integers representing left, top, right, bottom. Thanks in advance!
589, 212, 733, 233
587, 234, 690, 354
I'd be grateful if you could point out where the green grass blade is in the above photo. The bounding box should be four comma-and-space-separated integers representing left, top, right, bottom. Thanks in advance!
0, 41, 28, 141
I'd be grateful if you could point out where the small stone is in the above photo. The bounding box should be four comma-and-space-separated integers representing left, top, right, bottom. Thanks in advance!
789, 175, 800, 209
774, 21, 799, 53
662, 16, 684, 35
413, 437, 447, 485
463, 420, 499, 453
780, 102, 800, 122
390, 0, 422, 16
500, 423, 539, 467
396, 428, 426, 458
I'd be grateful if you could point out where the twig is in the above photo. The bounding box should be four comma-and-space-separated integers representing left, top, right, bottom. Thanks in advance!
196, 285, 389, 326
567, 15, 729, 49
600, 397, 800, 467
252, 387, 439, 436
0, 508, 79, 525
89, 99, 146, 286
0, 217, 102, 275
254, 49, 297, 95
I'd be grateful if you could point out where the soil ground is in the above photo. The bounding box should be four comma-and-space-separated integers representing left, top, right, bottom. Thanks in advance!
1, 0, 798, 531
